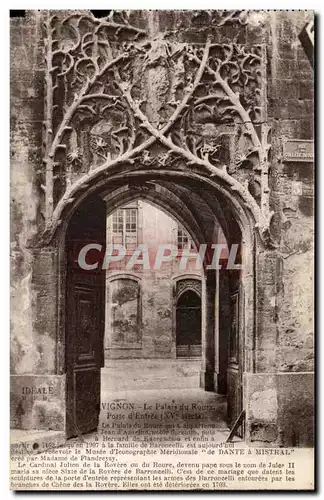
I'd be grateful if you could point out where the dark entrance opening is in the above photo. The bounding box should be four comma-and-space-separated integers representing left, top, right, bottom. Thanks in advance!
176, 290, 202, 358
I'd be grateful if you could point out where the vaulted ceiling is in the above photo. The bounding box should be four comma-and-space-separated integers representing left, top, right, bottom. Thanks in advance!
99, 177, 241, 248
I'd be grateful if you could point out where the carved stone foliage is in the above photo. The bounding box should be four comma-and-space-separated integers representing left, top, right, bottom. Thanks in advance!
194, 10, 250, 26
176, 279, 202, 301
41, 10, 273, 245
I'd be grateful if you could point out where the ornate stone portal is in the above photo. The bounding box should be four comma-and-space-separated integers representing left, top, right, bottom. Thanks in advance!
41, 10, 273, 245
10, 9, 315, 453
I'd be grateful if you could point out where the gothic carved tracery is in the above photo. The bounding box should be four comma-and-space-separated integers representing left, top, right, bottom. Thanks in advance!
41, 10, 273, 244
176, 279, 202, 301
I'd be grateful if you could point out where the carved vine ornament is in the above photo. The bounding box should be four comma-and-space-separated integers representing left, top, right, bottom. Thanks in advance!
41, 10, 273, 246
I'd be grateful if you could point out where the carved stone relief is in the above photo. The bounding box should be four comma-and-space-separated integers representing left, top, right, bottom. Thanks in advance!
176, 279, 202, 301
41, 10, 273, 245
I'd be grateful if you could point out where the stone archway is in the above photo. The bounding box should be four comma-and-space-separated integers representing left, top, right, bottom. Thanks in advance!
53, 168, 257, 439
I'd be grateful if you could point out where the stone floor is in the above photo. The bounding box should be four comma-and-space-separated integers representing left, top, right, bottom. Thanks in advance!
98, 359, 231, 442
102, 358, 201, 391
11, 360, 235, 453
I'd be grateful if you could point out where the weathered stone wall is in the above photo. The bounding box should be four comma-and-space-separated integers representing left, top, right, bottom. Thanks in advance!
105, 201, 204, 359
268, 11, 314, 373
10, 12, 66, 431
10, 12, 58, 375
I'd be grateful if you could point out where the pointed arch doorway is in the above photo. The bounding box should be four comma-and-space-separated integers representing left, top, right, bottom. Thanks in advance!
176, 289, 202, 358
56, 171, 257, 443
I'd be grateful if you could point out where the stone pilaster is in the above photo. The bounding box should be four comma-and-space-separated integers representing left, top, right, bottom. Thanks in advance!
200, 270, 216, 391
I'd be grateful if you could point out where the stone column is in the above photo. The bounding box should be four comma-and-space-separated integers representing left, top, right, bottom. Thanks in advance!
11, 246, 66, 433
244, 250, 282, 444
200, 270, 216, 391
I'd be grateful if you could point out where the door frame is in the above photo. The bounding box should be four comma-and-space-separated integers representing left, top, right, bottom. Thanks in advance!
63, 195, 107, 438
105, 273, 143, 359
171, 275, 202, 358
176, 288, 202, 358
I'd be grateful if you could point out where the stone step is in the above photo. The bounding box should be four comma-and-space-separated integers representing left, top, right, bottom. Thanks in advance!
102, 359, 201, 391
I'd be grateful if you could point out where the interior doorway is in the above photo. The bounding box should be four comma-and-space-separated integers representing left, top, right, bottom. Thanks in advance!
176, 290, 202, 358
